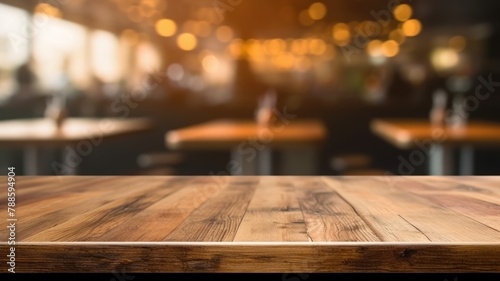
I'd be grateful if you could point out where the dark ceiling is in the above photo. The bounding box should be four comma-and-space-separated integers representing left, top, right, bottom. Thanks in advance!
3, 0, 500, 38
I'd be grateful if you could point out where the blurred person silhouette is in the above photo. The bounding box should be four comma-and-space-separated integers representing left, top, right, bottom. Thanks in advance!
7, 61, 51, 119
8, 62, 37, 104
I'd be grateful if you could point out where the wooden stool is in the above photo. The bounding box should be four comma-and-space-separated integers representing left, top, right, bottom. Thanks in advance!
330, 154, 372, 173
137, 152, 184, 175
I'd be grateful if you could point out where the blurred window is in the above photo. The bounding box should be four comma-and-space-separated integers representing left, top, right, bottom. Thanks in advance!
32, 16, 88, 91
90, 30, 122, 83
0, 3, 30, 101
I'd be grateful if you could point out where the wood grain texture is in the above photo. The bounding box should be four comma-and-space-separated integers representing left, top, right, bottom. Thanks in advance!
323, 177, 500, 242
233, 177, 308, 242
393, 177, 500, 232
22, 177, 189, 241
0, 176, 499, 273
98, 177, 229, 241
164, 177, 258, 242
293, 177, 380, 242
9, 243, 500, 273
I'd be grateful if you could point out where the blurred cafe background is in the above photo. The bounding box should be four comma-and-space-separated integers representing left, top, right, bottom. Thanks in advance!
0, 0, 500, 176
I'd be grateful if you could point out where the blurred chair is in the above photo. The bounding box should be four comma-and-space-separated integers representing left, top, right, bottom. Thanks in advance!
136, 151, 185, 175
330, 153, 388, 175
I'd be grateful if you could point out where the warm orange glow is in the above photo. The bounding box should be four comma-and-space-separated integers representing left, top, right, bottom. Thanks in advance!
177, 33, 197, 51
246, 39, 264, 58
308, 38, 327, 56
34, 3, 62, 18
155, 18, 177, 37
216, 26, 234, 43
381, 40, 400, 57
332, 23, 351, 46
267, 39, 286, 55
228, 39, 244, 58
367, 40, 383, 57
393, 4, 413, 22
308, 2, 327, 20
291, 39, 308, 55
273, 53, 295, 70
402, 19, 422, 37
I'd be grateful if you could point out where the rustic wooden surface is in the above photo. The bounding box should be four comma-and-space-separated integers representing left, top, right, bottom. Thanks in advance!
0, 118, 154, 146
1, 176, 499, 273
165, 119, 327, 150
371, 119, 500, 149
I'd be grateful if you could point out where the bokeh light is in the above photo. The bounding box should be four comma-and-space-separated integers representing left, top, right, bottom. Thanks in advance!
431, 48, 460, 71
381, 40, 400, 57
367, 40, 383, 57
402, 19, 422, 37
177, 33, 197, 51
393, 4, 413, 22
308, 2, 327, 20
155, 18, 177, 37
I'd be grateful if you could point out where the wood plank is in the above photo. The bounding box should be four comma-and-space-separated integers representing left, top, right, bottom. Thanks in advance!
7, 243, 500, 273
233, 177, 309, 242
392, 177, 500, 231
15, 177, 116, 206
98, 177, 230, 241
292, 177, 380, 242
394, 176, 500, 205
320, 177, 431, 242
323, 177, 500, 242
165, 177, 257, 242
2, 176, 500, 273
1, 176, 102, 203
13, 177, 148, 240
22, 177, 191, 241
440, 176, 500, 197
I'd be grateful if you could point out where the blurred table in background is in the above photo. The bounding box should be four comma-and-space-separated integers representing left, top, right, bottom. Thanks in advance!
166, 119, 327, 175
0, 118, 154, 175
371, 119, 500, 175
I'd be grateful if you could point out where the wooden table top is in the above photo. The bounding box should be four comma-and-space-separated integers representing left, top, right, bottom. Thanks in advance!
0, 117, 154, 146
166, 119, 327, 150
2, 176, 499, 273
371, 119, 500, 149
